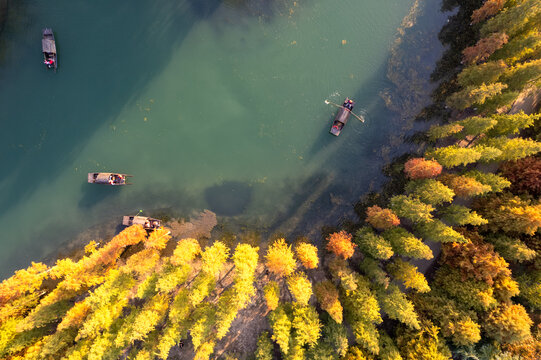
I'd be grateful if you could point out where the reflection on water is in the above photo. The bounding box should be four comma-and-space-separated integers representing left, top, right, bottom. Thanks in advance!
0, 0, 448, 278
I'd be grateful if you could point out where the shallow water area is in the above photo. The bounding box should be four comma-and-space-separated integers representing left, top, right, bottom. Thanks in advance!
0, 0, 447, 277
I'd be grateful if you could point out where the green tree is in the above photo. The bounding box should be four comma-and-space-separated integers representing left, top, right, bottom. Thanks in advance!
517, 271, 541, 310
433, 266, 497, 311
390, 195, 434, 223
378, 331, 402, 360
487, 112, 539, 137
463, 170, 511, 193
255, 332, 274, 360
377, 285, 420, 330
472, 144, 504, 162
189, 304, 217, 351
502, 59, 541, 91
382, 227, 433, 260
412, 292, 481, 347
474, 193, 541, 235
483, 304, 533, 344
415, 220, 468, 243
269, 305, 292, 355
318, 318, 349, 358
425, 145, 482, 168
396, 320, 452, 360
405, 179, 455, 205
492, 30, 541, 64
481, 0, 541, 38
358, 257, 390, 288
426, 123, 464, 141
441, 205, 488, 226
354, 227, 394, 260
446, 83, 508, 109
457, 60, 507, 86
387, 259, 430, 293
484, 136, 541, 161
485, 234, 537, 263
458, 116, 497, 136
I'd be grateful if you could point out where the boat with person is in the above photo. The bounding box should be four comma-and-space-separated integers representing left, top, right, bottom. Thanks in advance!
87, 172, 132, 185
122, 216, 162, 230
42, 28, 57, 71
329, 97, 355, 136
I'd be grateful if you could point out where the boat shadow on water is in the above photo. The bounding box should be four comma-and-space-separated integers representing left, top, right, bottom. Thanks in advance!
78, 181, 122, 209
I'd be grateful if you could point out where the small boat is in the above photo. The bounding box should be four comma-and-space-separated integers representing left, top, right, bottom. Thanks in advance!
329, 98, 355, 136
122, 216, 162, 230
42, 28, 57, 71
87, 172, 132, 185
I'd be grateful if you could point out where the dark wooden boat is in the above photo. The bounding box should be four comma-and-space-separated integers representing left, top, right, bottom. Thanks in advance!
42, 28, 57, 71
87, 172, 132, 185
330, 98, 355, 136
122, 216, 161, 230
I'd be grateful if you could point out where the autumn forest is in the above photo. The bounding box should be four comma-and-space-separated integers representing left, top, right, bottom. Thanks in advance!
1, 0, 541, 359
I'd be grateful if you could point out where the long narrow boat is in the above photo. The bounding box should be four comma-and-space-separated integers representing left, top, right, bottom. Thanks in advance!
42, 28, 57, 71
87, 172, 132, 185
329, 98, 355, 136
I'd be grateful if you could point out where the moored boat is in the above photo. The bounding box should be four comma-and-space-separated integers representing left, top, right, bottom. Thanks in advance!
87, 173, 132, 185
122, 216, 162, 230
42, 28, 57, 71
329, 98, 355, 136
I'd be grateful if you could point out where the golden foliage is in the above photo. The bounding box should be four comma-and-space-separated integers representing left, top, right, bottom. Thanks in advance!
264, 281, 280, 311
287, 273, 313, 305
144, 228, 171, 250
326, 231, 356, 260
170, 238, 201, 266
295, 243, 319, 269
57, 302, 92, 331
265, 239, 297, 278
201, 241, 230, 277
0, 262, 48, 307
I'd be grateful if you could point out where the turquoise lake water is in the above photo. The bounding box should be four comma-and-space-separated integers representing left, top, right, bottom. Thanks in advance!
0, 0, 448, 277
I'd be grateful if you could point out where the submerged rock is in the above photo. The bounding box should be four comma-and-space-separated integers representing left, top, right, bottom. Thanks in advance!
204, 181, 252, 216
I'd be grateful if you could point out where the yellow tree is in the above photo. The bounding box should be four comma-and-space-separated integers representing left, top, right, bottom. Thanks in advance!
295, 243, 319, 269
287, 272, 313, 305
170, 238, 201, 266
265, 239, 297, 278
264, 281, 280, 311
201, 241, 230, 277
387, 259, 430, 293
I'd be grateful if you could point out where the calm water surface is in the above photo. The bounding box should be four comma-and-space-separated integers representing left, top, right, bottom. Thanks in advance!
0, 0, 446, 277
